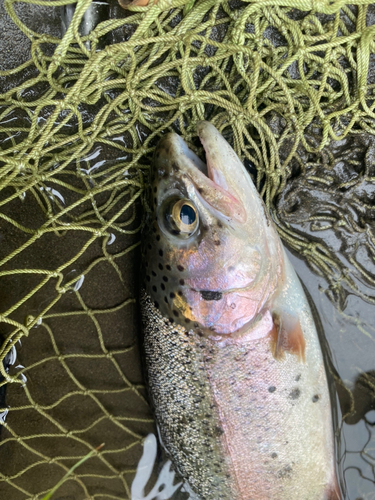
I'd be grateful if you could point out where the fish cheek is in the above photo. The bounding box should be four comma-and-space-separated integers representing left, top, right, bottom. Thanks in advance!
269, 312, 306, 362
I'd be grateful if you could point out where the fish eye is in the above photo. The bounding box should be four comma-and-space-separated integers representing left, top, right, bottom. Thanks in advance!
171, 199, 198, 234
159, 197, 199, 238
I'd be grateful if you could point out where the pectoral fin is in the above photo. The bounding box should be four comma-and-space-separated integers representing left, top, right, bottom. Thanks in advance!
269, 311, 305, 362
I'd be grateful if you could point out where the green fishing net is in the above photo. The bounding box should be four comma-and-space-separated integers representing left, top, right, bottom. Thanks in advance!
0, 0, 375, 498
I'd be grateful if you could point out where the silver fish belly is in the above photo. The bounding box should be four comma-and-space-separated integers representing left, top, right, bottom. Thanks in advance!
140, 121, 341, 500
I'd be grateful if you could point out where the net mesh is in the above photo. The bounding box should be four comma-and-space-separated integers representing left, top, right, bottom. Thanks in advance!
0, 0, 375, 498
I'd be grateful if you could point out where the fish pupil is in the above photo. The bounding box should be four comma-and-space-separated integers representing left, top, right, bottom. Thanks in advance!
180, 204, 196, 225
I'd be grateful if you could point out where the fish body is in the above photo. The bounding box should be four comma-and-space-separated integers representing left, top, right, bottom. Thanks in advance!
140, 122, 341, 500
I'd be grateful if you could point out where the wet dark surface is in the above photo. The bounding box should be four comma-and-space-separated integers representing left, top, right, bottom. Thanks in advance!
0, 1, 374, 499
0, 170, 154, 498
0, 2, 154, 498
0, 1, 60, 71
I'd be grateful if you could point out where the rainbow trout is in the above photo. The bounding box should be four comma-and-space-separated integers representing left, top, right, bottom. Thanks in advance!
140, 121, 341, 500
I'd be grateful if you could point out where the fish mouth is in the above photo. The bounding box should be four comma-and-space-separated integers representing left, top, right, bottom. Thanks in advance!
156, 122, 247, 224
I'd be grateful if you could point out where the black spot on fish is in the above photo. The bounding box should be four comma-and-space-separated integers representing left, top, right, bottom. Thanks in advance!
153, 186, 157, 193
214, 426, 224, 436
152, 271, 156, 277
312, 394, 320, 403
184, 318, 191, 323
177, 265, 184, 272
146, 275, 150, 282
152, 285, 157, 292
278, 464, 292, 478
289, 388, 301, 400
170, 292, 175, 298
163, 276, 168, 282
159, 249, 163, 257
295, 374, 301, 382
179, 279, 185, 286
201, 290, 222, 301
173, 310, 179, 317
154, 301, 159, 309
217, 221, 223, 228
158, 263, 163, 270
268, 386, 276, 393
148, 244, 152, 250
156, 235, 160, 241
166, 264, 171, 271
164, 297, 168, 303
213, 240, 221, 246
161, 283, 165, 291
271, 453, 278, 459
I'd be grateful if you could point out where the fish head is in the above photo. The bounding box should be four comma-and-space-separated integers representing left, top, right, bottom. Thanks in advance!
142, 121, 283, 336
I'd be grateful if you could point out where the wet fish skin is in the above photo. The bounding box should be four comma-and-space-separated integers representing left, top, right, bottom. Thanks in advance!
140, 121, 341, 500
